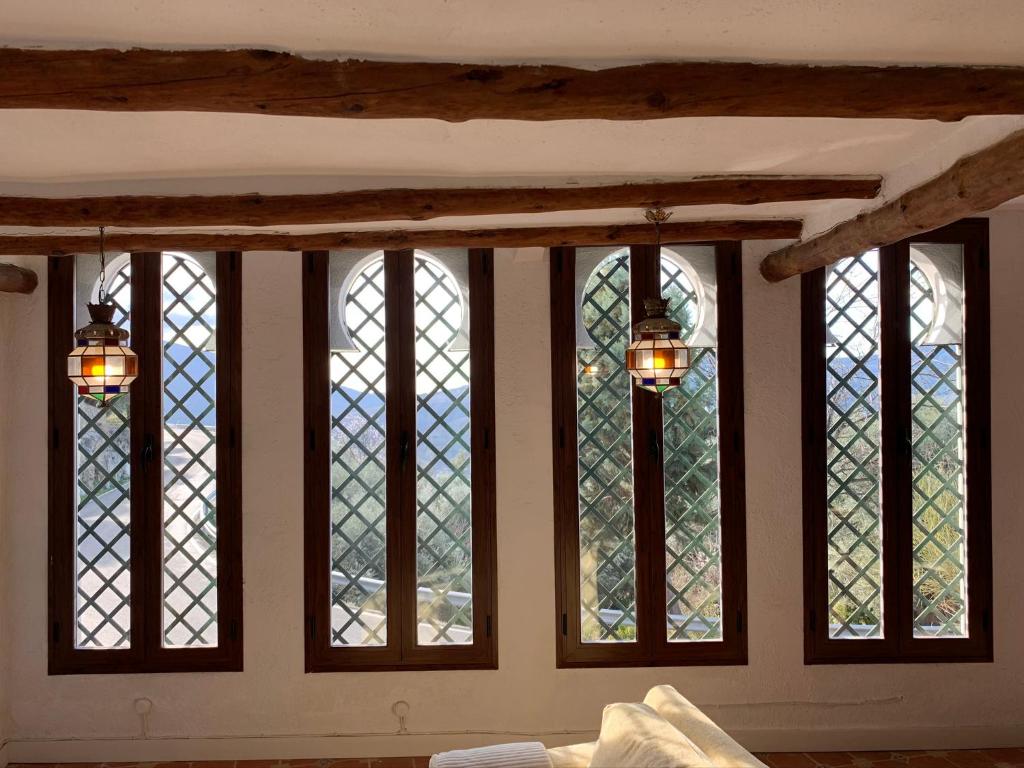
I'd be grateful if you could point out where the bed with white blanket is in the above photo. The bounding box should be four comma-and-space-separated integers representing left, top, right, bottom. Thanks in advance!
430, 685, 766, 768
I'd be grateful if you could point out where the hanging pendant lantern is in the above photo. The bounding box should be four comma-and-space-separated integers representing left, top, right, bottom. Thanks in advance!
625, 208, 691, 395
626, 297, 691, 393
67, 228, 138, 407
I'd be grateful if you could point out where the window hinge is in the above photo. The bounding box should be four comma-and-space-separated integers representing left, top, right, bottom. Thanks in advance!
486, 615, 493, 638
561, 612, 568, 636
736, 610, 744, 634
809, 609, 817, 632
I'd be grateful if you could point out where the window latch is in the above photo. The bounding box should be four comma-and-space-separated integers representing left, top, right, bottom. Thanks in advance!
400, 431, 411, 466
648, 429, 661, 461
141, 434, 155, 467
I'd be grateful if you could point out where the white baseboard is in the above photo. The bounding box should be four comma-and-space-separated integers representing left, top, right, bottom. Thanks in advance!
5, 724, 1024, 763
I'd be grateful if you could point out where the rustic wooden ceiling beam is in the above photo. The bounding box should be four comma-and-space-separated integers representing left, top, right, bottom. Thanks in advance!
759, 128, 1024, 282
2, 48, 1024, 121
0, 219, 801, 255
0, 263, 38, 293
0, 177, 877, 228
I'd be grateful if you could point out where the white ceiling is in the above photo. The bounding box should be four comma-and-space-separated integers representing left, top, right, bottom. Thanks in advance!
4, 0, 1024, 66
1, 0, 1022, 238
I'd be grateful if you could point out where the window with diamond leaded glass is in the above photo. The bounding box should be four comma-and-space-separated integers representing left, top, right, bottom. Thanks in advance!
304, 248, 496, 671
49, 251, 242, 674
551, 242, 747, 668
802, 219, 992, 664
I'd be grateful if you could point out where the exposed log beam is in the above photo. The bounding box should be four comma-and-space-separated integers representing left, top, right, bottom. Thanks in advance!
2, 48, 1024, 121
760, 129, 1024, 282
0, 219, 801, 255
0, 263, 38, 293
0, 177, 877, 228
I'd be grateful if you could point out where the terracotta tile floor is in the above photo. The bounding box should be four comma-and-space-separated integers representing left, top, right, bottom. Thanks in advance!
9, 750, 1024, 768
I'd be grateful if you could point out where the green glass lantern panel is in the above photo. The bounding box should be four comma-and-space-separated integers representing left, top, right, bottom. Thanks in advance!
74, 256, 133, 648
330, 255, 388, 646
824, 250, 883, 638
909, 248, 967, 638
661, 250, 722, 642
577, 249, 637, 643
414, 253, 473, 645
161, 253, 219, 647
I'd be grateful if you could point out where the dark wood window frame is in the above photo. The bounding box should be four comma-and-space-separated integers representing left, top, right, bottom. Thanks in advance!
303, 248, 497, 672
802, 219, 993, 664
48, 251, 243, 675
551, 242, 748, 668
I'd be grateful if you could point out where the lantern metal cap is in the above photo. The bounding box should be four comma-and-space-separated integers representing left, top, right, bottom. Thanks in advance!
634, 297, 682, 336
75, 302, 129, 343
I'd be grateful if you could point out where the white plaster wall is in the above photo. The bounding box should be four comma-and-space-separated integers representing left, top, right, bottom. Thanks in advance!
1, 218, 1022, 762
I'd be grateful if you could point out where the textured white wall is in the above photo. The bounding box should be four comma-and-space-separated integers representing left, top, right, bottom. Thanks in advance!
0, 218, 1022, 762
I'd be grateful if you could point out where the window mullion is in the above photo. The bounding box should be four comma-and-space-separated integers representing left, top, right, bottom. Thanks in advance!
130, 251, 165, 664
384, 249, 417, 661
629, 243, 664, 658
467, 248, 497, 657
879, 241, 911, 655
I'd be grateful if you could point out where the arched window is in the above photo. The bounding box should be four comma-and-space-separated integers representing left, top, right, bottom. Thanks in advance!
49, 250, 242, 674
552, 241, 747, 667
803, 219, 991, 664
305, 247, 496, 671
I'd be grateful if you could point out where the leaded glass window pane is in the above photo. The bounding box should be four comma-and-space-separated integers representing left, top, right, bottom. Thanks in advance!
909, 246, 967, 638
825, 250, 883, 638
75, 255, 132, 649
330, 255, 388, 646
161, 252, 219, 648
414, 252, 473, 645
661, 251, 722, 642
577, 249, 637, 643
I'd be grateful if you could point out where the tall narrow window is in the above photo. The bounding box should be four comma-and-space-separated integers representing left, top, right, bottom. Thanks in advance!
802, 219, 991, 663
551, 242, 747, 667
49, 251, 242, 674
304, 249, 496, 671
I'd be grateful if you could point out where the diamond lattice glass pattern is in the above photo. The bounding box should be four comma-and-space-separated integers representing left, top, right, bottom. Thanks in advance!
161, 253, 219, 647
910, 253, 967, 638
825, 251, 883, 638
577, 250, 637, 643
415, 254, 473, 645
330, 256, 388, 646
661, 253, 722, 642
75, 258, 133, 648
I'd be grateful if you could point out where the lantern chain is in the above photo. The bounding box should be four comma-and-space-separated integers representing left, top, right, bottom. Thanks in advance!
97, 225, 108, 304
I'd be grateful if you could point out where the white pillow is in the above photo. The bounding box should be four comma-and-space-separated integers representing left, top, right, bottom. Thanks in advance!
589, 702, 714, 768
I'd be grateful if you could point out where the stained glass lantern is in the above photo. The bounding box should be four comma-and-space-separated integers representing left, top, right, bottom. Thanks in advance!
68, 301, 138, 406
626, 297, 690, 394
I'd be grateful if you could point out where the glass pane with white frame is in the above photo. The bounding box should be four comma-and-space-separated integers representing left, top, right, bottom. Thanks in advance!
909, 244, 968, 638
576, 248, 638, 643
824, 250, 884, 638
74, 253, 133, 649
